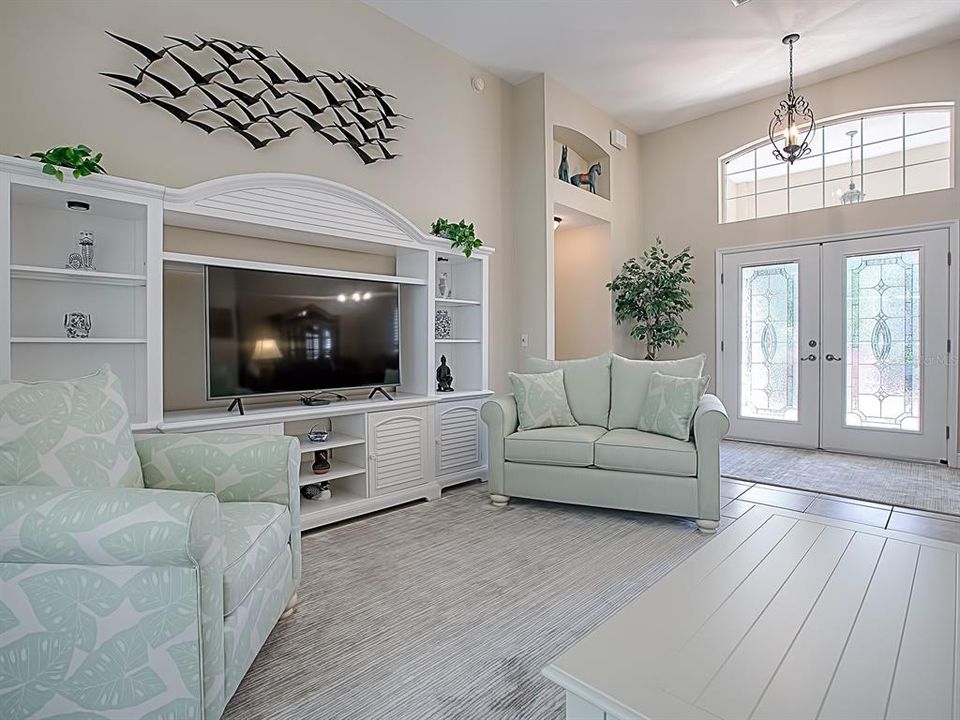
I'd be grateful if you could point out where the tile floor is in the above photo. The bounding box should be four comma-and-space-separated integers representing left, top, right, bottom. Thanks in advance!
721, 478, 960, 544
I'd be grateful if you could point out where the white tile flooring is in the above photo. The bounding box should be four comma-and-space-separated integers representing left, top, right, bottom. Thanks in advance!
722, 478, 960, 544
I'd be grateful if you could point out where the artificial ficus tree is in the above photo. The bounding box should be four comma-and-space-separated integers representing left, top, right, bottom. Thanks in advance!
607, 237, 694, 360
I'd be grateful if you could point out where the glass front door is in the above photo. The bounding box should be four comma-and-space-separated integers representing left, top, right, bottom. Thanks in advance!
820, 231, 949, 461
721, 229, 950, 462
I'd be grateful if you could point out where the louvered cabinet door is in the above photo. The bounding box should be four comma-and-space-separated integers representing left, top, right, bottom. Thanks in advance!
436, 402, 483, 477
366, 406, 429, 496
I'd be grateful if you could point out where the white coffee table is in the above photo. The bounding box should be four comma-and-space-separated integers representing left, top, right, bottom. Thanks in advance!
543, 504, 959, 720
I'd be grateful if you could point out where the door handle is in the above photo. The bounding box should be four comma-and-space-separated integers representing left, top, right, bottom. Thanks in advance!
825, 353, 842, 362
800, 354, 817, 361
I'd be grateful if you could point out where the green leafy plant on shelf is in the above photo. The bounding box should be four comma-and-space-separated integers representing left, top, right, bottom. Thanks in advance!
607, 237, 694, 360
431, 217, 483, 258
30, 145, 107, 182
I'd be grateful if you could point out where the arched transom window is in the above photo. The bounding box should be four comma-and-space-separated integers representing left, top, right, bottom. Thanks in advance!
719, 103, 954, 224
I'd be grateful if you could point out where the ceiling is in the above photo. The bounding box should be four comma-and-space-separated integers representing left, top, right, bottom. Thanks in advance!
363, 0, 960, 135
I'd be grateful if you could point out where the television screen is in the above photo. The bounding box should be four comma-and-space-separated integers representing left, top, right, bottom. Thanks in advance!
206, 266, 401, 399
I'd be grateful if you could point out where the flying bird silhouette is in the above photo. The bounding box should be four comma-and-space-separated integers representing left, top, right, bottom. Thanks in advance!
150, 97, 204, 123
350, 143, 378, 165
186, 118, 228, 134
293, 110, 338, 135
100, 70, 145, 87
105, 31, 166, 63
140, 66, 191, 98
289, 91, 329, 116
277, 52, 311, 83
215, 81, 268, 106
212, 58, 244, 85
167, 52, 220, 85
210, 107, 262, 132
164, 34, 211, 51
267, 118, 298, 138
377, 141, 400, 160
251, 58, 287, 87
109, 85, 160, 104
207, 39, 245, 67
235, 127, 282, 150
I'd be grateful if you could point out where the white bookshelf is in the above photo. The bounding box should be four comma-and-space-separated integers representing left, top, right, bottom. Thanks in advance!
0, 157, 164, 427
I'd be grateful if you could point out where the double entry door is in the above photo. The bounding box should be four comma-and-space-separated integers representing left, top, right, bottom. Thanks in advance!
720, 228, 950, 463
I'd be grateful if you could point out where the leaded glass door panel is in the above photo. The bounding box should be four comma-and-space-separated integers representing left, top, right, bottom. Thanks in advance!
821, 230, 949, 461
721, 245, 821, 448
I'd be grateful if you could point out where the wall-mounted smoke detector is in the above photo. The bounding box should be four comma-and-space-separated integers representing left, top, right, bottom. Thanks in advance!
730, 0, 753, 6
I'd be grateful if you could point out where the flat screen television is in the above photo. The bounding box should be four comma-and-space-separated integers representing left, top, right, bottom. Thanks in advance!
205, 266, 401, 399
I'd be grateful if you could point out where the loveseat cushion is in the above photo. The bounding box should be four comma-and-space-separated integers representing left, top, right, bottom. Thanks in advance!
0, 365, 143, 488
527, 353, 611, 427
505, 425, 607, 467
608, 354, 705, 429
594, 428, 698, 476
221, 501, 291, 616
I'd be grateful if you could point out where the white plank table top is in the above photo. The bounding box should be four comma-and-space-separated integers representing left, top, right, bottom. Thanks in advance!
543, 505, 960, 720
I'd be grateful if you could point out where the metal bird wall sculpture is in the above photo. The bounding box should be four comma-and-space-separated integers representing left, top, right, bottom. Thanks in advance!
103, 32, 406, 163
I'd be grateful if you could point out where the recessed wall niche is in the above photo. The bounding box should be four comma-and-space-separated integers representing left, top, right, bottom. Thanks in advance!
553, 125, 611, 200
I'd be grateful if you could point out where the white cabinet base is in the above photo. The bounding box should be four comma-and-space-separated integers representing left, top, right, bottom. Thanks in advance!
301, 482, 440, 531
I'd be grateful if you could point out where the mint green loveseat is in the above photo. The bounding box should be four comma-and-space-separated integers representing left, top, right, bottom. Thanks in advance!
0, 370, 300, 720
481, 353, 729, 532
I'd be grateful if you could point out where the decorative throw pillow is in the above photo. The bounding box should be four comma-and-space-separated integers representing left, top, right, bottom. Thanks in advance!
0, 365, 143, 488
638, 372, 710, 441
509, 369, 578, 431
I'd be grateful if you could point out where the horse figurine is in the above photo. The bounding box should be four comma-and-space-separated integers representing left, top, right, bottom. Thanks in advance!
558, 144, 569, 182
570, 162, 602, 194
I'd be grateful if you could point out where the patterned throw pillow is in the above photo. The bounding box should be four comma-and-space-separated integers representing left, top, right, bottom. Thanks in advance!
509, 369, 578, 431
0, 365, 143, 487
638, 372, 710, 441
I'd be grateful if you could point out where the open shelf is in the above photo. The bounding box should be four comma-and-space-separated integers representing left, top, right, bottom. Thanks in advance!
296, 432, 365, 454
298, 459, 365, 486
553, 178, 612, 224
301, 487, 367, 514
10, 265, 147, 286
163, 251, 426, 286
11, 337, 147, 344
435, 297, 481, 306
435, 338, 481, 344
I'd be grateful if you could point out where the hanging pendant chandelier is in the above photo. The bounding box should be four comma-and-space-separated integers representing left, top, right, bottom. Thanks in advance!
768, 33, 816, 164
840, 129, 865, 204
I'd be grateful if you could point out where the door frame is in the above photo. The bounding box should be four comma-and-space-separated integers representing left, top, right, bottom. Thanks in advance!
715, 219, 960, 466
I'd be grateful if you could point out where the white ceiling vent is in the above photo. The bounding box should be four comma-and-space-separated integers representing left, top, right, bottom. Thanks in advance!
730, 0, 753, 6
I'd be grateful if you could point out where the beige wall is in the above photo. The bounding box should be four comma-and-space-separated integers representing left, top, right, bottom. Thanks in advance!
0, 0, 516, 391
535, 76, 644, 363
554, 223, 612, 360
638, 41, 960, 385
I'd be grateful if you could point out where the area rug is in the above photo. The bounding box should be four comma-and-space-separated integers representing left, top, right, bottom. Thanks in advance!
224, 483, 718, 720
722, 440, 960, 516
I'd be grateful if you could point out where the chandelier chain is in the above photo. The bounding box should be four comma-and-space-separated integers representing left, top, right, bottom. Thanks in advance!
788, 40, 794, 96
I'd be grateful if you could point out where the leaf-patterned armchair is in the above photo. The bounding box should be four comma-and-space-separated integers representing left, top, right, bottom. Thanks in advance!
0, 368, 301, 720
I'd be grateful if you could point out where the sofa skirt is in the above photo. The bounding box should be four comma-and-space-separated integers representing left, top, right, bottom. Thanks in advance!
503, 462, 701, 518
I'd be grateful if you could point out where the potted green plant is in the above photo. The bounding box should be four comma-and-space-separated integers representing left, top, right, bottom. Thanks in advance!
607, 238, 694, 360
431, 217, 483, 258
30, 144, 107, 182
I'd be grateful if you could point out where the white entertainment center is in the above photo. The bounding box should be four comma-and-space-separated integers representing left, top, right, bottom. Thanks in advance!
0, 155, 492, 531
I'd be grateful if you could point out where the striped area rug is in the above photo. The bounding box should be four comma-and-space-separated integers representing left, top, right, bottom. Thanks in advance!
224, 482, 717, 720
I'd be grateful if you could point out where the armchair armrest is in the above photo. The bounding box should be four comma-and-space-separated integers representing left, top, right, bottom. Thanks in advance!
137, 431, 301, 588
0, 485, 220, 567
0, 484, 227, 719
481, 395, 518, 495
692, 394, 730, 524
